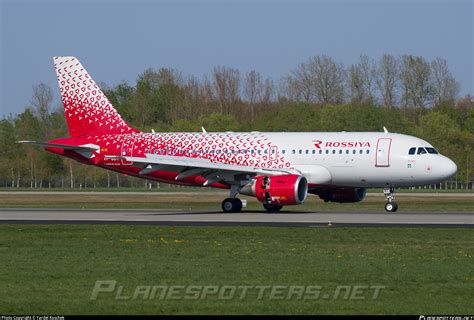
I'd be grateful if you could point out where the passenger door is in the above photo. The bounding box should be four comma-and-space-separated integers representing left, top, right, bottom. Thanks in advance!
375, 138, 392, 167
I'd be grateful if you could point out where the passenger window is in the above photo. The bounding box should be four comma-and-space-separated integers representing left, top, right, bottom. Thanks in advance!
359, 150, 363, 154
339, 150, 342, 154
346, 150, 349, 154
332, 150, 336, 154
366, 150, 370, 154
417, 147, 427, 155
319, 150, 322, 154
312, 150, 316, 154
282, 150, 286, 154
408, 147, 416, 155
305, 150, 309, 154
292, 150, 296, 154
325, 150, 329, 154
299, 150, 302, 154
353, 150, 356, 154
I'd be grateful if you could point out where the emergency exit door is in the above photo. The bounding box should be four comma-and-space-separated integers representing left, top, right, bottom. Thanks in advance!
375, 138, 392, 167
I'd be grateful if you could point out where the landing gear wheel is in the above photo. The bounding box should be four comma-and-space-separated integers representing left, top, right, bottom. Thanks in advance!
383, 186, 398, 213
385, 202, 398, 213
263, 203, 283, 212
221, 198, 242, 213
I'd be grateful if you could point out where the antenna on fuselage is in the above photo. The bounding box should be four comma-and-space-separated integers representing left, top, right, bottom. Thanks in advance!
201, 127, 207, 133
383, 126, 389, 134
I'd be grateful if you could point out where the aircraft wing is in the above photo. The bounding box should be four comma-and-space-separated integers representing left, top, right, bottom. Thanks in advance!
125, 155, 297, 184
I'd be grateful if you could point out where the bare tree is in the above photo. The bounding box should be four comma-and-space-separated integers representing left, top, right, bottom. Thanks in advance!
261, 78, 274, 105
431, 57, 459, 105
286, 61, 316, 102
201, 75, 215, 112
244, 70, 264, 121
349, 64, 366, 103
400, 55, 433, 108
375, 54, 399, 108
349, 55, 376, 104
359, 55, 376, 103
212, 66, 241, 115
309, 55, 345, 104
287, 55, 345, 104
31, 83, 53, 123
244, 70, 263, 104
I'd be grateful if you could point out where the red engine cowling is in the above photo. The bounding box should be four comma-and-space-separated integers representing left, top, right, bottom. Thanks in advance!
312, 186, 367, 203
241, 175, 308, 206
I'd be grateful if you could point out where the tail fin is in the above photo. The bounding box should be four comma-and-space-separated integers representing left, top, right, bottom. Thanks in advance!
54, 56, 138, 137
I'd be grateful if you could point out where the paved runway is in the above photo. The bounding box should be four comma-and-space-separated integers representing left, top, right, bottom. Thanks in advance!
0, 208, 473, 227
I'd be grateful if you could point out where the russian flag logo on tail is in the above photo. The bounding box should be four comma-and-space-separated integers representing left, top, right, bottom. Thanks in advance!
53, 56, 138, 137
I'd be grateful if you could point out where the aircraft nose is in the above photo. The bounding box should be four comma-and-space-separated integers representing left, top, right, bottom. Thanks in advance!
441, 157, 457, 179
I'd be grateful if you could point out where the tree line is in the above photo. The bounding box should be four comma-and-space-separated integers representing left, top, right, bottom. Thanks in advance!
0, 54, 473, 189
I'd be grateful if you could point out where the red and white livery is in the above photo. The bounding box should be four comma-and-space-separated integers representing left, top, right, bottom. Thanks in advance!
20, 57, 458, 212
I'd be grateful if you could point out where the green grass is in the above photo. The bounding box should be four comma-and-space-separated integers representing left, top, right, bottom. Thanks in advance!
0, 224, 472, 314
0, 193, 472, 212
4, 200, 474, 212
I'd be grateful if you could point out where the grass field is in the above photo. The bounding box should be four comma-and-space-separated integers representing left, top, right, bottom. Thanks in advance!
0, 224, 472, 314
0, 192, 473, 212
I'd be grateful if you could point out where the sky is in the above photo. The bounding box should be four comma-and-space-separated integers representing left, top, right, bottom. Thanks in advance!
0, 0, 472, 117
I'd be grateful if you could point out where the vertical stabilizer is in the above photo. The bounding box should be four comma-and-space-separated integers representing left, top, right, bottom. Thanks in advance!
54, 56, 138, 137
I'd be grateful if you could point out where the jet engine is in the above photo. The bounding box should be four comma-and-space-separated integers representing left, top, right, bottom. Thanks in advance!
312, 186, 367, 203
240, 174, 308, 205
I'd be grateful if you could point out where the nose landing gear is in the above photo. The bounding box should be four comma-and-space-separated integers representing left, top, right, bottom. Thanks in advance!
383, 187, 398, 212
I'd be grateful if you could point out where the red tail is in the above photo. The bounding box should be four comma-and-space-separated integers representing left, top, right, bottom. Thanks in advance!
54, 56, 138, 137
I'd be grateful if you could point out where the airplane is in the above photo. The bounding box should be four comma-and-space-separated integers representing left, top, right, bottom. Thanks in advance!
19, 56, 458, 213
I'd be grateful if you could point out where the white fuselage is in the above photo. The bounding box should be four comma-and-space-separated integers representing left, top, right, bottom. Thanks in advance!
242, 132, 457, 188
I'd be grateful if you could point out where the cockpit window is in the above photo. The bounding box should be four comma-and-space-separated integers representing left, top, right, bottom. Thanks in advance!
425, 147, 439, 154
408, 147, 416, 155
417, 147, 427, 155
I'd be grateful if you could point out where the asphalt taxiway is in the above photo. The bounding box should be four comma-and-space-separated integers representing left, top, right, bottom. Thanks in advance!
0, 208, 472, 227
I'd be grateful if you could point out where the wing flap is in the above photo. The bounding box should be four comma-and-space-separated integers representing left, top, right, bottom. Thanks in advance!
126, 155, 296, 176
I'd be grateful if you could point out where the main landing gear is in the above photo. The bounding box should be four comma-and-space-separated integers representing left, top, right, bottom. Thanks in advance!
383, 187, 398, 213
221, 198, 243, 213
263, 203, 283, 212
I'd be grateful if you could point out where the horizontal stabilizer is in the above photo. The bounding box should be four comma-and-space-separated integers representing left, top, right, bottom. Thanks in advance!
17, 141, 99, 152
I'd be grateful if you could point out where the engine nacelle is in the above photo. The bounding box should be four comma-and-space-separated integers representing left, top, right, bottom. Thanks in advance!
240, 175, 308, 206
313, 186, 367, 203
